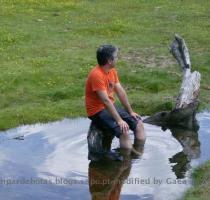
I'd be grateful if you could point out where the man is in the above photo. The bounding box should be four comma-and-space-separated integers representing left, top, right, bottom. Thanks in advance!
85, 44, 146, 158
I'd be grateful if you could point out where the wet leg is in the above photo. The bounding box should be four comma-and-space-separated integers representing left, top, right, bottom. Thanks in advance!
135, 120, 146, 141
119, 133, 132, 150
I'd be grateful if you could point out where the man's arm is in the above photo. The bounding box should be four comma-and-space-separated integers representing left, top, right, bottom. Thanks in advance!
114, 83, 139, 120
96, 90, 129, 134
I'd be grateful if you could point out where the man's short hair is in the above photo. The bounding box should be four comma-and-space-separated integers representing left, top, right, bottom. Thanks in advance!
96, 44, 117, 66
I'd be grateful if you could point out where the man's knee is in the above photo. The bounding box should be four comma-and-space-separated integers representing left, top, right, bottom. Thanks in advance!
136, 120, 144, 130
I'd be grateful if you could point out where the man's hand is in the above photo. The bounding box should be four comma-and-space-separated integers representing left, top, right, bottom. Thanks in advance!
129, 111, 141, 121
117, 119, 129, 135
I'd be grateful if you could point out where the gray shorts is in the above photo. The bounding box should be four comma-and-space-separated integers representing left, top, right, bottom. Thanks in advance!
89, 106, 141, 138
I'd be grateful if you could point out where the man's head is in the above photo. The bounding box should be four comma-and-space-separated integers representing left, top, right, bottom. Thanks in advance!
96, 44, 118, 67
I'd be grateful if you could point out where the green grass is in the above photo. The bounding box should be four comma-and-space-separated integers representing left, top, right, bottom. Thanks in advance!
183, 161, 210, 200
0, 0, 210, 130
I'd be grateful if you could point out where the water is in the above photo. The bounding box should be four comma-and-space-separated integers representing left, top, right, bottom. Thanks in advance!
0, 112, 209, 200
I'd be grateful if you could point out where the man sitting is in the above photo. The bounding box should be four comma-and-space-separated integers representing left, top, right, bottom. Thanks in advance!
85, 44, 146, 160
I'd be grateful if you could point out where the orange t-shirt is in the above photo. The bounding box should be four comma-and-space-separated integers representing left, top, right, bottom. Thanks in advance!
85, 65, 119, 117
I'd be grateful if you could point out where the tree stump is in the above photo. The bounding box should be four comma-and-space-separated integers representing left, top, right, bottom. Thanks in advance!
143, 34, 201, 129
87, 122, 114, 160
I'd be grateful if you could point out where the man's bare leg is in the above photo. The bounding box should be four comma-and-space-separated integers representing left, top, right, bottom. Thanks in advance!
119, 133, 132, 149
131, 120, 146, 156
135, 120, 146, 141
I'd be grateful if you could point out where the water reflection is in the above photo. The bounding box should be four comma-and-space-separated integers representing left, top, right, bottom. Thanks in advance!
89, 143, 144, 200
88, 118, 202, 199
168, 124, 201, 179
89, 158, 131, 200
0, 113, 209, 200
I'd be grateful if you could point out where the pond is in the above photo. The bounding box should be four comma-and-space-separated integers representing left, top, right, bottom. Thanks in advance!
0, 111, 210, 200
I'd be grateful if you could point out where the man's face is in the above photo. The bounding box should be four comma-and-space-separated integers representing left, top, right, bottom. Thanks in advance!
108, 50, 118, 68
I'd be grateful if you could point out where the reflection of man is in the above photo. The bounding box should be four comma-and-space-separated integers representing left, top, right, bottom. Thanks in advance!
89, 145, 144, 200
89, 159, 131, 200
85, 45, 146, 159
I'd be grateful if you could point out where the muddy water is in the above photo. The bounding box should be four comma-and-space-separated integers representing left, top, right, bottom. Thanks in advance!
0, 112, 209, 200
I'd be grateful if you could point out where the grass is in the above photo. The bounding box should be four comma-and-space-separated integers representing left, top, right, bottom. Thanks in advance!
0, 0, 210, 130
183, 161, 210, 200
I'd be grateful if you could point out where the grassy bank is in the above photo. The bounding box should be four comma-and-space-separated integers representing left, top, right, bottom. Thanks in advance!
183, 161, 210, 200
0, 0, 209, 130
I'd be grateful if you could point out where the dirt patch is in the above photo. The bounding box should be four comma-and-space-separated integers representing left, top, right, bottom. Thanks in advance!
121, 48, 176, 68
